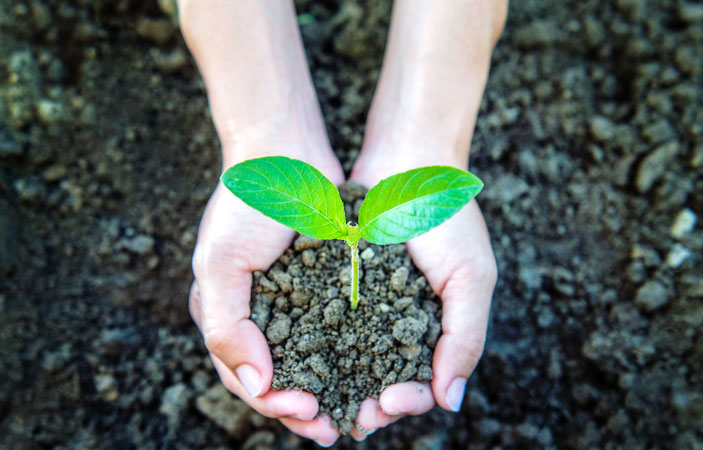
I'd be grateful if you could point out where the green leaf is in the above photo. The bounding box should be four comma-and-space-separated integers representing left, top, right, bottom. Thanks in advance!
221, 156, 347, 240
358, 166, 483, 245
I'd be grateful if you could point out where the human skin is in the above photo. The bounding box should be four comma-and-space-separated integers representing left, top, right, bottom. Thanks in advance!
178, 0, 343, 445
347, 0, 507, 441
178, 0, 507, 446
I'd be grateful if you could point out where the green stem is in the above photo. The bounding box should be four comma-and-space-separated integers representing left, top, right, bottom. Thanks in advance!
350, 240, 359, 310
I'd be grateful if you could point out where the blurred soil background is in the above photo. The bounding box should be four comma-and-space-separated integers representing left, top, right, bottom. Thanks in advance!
0, 0, 701, 448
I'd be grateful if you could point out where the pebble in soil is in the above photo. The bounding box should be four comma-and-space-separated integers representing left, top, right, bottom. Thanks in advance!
249, 183, 442, 434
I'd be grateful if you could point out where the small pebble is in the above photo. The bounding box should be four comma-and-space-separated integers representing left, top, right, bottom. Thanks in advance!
294, 235, 323, 251
665, 244, 691, 268
589, 115, 616, 142
641, 119, 675, 145
290, 289, 310, 307
635, 141, 678, 193
266, 314, 292, 344
43, 165, 68, 182
360, 247, 375, 260
41, 351, 66, 372
339, 267, 351, 285
120, 235, 155, 255
136, 17, 174, 44
274, 296, 289, 311
37, 99, 67, 124
670, 209, 697, 239
259, 276, 279, 292
390, 267, 409, 292
398, 344, 421, 360
301, 249, 316, 267
159, 383, 191, 420
14, 177, 46, 203
678, 1, 703, 23
151, 48, 187, 73
271, 270, 293, 293
392, 317, 427, 346
635, 280, 670, 312
338, 181, 367, 203
323, 299, 346, 326
94, 374, 119, 401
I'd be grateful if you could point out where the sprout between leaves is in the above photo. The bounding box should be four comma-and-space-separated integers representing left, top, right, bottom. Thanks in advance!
221, 156, 484, 310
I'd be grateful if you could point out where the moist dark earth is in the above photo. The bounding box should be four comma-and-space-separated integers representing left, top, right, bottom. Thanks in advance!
252, 183, 441, 435
1, 0, 701, 449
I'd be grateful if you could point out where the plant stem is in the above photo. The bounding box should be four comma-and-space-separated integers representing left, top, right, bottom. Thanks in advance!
349, 240, 359, 310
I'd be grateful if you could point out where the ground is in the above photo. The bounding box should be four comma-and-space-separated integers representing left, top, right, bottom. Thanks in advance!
0, 0, 701, 449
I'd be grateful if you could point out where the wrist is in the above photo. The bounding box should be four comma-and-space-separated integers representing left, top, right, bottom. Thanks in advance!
351, 134, 469, 189
220, 124, 334, 169
363, 54, 491, 162
362, 38, 493, 166
219, 121, 344, 187
360, 111, 473, 168
179, 0, 332, 167
354, 0, 507, 186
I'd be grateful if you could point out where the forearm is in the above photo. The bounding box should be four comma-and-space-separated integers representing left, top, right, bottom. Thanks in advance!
361, 0, 508, 169
178, 0, 331, 166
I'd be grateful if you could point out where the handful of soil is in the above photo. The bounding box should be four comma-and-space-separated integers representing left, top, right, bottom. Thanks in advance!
249, 183, 442, 434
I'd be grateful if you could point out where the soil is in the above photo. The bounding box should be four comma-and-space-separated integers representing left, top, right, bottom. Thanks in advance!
251, 183, 441, 434
1, 0, 702, 449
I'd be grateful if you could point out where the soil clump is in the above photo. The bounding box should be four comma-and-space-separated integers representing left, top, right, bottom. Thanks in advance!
250, 183, 441, 434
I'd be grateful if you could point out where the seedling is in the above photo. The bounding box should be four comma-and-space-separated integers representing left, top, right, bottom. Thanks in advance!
222, 156, 483, 310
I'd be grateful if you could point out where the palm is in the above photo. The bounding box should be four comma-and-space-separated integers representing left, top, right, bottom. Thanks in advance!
405, 201, 496, 398
190, 157, 345, 446
405, 201, 495, 334
195, 184, 296, 276
349, 157, 496, 439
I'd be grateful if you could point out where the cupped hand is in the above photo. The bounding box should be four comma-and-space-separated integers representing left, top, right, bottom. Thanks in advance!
348, 150, 497, 441
189, 150, 344, 447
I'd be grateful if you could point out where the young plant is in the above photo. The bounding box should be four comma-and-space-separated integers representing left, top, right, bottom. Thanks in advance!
221, 156, 484, 310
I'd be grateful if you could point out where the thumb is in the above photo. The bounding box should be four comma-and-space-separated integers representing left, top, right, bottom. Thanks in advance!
430, 205, 497, 412
191, 273, 320, 420
191, 270, 273, 398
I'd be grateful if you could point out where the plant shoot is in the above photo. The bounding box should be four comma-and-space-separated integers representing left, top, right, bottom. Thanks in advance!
221, 156, 484, 310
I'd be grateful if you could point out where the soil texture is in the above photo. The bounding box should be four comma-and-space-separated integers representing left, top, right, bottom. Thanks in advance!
1, 0, 701, 449
251, 183, 441, 434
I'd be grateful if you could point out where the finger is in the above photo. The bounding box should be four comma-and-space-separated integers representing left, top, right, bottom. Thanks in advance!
379, 382, 435, 416
349, 398, 402, 441
194, 267, 274, 399
189, 281, 203, 326
279, 415, 339, 448
431, 202, 497, 412
194, 270, 319, 420
211, 355, 319, 420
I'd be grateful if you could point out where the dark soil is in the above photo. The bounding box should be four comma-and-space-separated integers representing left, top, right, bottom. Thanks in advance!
1, 0, 701, 449
251, 183, 441, 434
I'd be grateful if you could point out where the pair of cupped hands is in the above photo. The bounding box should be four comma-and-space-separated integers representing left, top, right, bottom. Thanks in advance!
188, 139, 497, 446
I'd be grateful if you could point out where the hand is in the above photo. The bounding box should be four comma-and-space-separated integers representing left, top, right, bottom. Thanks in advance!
189, 148, 345, 447
348, 150, 497, 441
344, 0, 505, 437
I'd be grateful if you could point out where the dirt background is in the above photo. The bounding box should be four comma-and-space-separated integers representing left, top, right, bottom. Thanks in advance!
1, 0, 701, 449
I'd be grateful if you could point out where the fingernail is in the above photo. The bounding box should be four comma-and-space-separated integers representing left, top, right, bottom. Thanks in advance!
353, 424, 377, 441
295, 414, 316, 421
313, 439, 335, 448
235, 364, 262, 398
446, 377, 467, 412
355, 423, 376, 435
379, 394, 398, 416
